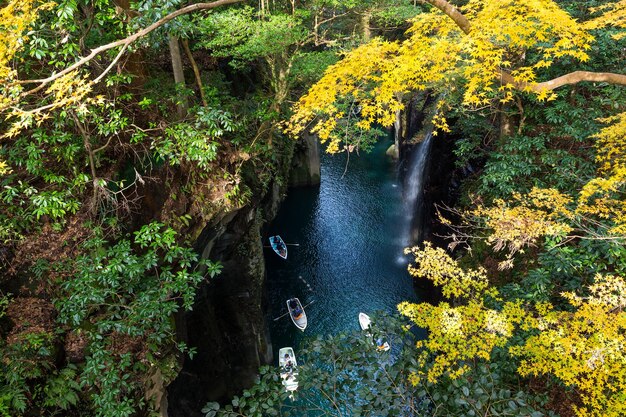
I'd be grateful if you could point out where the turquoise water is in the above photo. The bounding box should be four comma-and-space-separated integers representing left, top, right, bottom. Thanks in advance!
265, 138, 421, 356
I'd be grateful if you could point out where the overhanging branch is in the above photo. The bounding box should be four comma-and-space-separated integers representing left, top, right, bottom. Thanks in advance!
423, 0, 626, 92
15, 0, 243, 93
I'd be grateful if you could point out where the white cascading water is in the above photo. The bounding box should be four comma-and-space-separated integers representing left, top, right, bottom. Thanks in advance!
401, 131, 434, 248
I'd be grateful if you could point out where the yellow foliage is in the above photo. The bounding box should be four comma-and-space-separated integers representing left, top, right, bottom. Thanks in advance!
0, 0, 55, 80
470, 188, 574, 257
285, 39, 403, 153
574, 112, 626, 235
4, 72, 98, 138
585, 0, 626, 37
564, 273, 626, 309
469, 113, 626, 244
400, 261, 626, 416
288, 0, 596, 151
0, 160, 11, 175
512, 274, 626, 417
398, 300, 521, 383
404, 241, 496, 300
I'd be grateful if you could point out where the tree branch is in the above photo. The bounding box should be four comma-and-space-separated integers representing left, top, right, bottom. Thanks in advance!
502, 70, 626, 92
423, 0, 471, 34
14, 0, 243, 91
181, 39, 208, 107
422, 0, 626, 92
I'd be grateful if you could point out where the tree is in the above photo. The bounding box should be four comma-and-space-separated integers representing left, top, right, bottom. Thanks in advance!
287, 0, 626, 152
399, 241, 626, 417
0, 0, 243, 140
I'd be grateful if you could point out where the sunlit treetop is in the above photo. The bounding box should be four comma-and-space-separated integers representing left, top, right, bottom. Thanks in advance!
287, 0, 626, 153
451, 182, 624, 267
0, 0, 54, 80
401, 241, 626, 417
404, 241, 497, 300
584, 0, 626, 35
468, 107, 626, 247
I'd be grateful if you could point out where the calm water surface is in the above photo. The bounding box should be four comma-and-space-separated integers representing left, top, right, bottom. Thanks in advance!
266, 139, 422, 355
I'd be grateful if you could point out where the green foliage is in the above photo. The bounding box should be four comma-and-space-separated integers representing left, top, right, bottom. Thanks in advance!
289, 51, 340, 88
0, 329, 55, 416
52, 222, 221, 417
204, 313, 551, 417
419, 350, 551, 417
155, 106, 236, 171
197, 7, 308, 70
42, 365, 81, 410
501, 238, 626, 304
204, 366, 285, 417
478, 134, 548, 199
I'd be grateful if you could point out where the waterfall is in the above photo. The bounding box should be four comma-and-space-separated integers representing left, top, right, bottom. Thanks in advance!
401, 131, 433, 248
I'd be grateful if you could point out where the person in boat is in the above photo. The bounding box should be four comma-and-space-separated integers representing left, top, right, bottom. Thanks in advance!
276, 239, 286, 255
289, 299, 300, 314
289, 299, 303, 319
376, 337, 386, 350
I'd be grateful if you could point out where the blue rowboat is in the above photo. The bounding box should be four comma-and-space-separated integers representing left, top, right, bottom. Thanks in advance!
269, 235, 288, 259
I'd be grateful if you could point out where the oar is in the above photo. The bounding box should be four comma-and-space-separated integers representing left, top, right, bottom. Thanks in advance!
274, 312, 289, 321
272, 300, 315, 321
273, 311, 290, 321
263, 243, 300, 247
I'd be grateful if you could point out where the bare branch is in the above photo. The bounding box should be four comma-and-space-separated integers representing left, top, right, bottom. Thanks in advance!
502, 70, 626, 92
93, 43, 129, 84
14, 0, 244, 91
422, 0, 471, 34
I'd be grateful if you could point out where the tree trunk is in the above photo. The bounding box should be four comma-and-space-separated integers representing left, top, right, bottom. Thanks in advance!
361, 12, 371, 41
71, 112, 100, 212
168, 35, 188, 119
499, 107, 517, 138
181, 39, 208, 107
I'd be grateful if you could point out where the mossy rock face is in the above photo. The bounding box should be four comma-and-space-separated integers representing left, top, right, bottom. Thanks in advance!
167, 139, 294, 417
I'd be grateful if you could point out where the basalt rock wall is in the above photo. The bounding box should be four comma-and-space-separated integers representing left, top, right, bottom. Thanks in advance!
167, 181, 281, 417
289, 132, 321, 187
168, 133, 320, 417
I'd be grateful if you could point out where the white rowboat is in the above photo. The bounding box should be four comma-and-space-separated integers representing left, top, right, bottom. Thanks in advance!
287, 298, 307, 331
278, 347, 299, 392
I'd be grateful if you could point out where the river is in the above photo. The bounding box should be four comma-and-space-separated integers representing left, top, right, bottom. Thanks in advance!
265, 138, 423, 358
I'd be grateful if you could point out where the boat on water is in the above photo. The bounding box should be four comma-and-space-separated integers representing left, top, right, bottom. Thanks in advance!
278, 347, 299, 392
287, 298, 307, 331
358, 312, 390, 351
269, 235, 287, 259
359, 312, 372, 332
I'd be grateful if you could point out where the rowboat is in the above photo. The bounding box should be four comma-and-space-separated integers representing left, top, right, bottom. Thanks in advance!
358, 312, 390, 351
269, 235, 287, 259
359, 312, 372, 332
278, 347, 299, 392
287, 298, 307, 331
